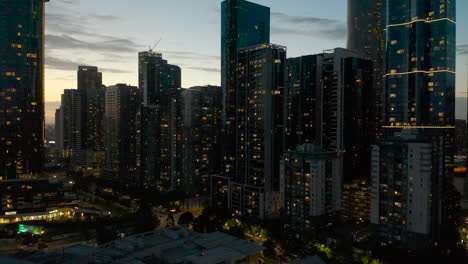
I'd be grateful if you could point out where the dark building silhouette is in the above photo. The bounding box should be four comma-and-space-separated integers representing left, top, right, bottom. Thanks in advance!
56, 89, 84, 166
138, 50, 181, 189
77, 66, 105, 166
0, 0, 49, 180
221, 0, 270, 180
347, 0, 384, 141
285, 55, 323, 152
138, 51, 181, 106
104, 84, 141, 187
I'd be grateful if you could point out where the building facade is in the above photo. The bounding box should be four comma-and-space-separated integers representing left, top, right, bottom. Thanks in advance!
0, 0, 49, 180
104, 84, 141, 186
221, 0, 270, 180
182, 86, 222, 195
371, 130, 445, 247
138, 51, 181, 189
383, 0, 456, 127
56, 89, 84, 166
347, 0, 384, 141
284, 55, 323, 152
77, 66, 105, 166
281, 144, 340, 234
226, 44, 286, 218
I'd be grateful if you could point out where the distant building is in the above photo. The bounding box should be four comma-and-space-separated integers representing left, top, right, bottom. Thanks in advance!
0, 0, 49, 180
281, 144, 339, 234
138, 50, 181, 106
56, 89, 85, 166
35, 226, 264, 264
222, 0, 270, 181
104, 84, 141, 187
77, 66, 105, 166
370, 129, 445, 248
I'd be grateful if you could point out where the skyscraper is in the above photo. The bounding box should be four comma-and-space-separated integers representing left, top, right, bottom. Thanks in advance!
347, 0, 384, 140
56, 89, 84, 166
104, 84, 141, 187
221, 0, 270, 179
320, 49, 374, 183
138, 50, 181, 189
285, 55, 323, 152
0, 0, 49, 180
77, 66, 105, 166
229, 43, 286, 218
138, 51, 181, 106
370, 0, 457, 247
383, 0, 456, 127
182, 86, 222, 194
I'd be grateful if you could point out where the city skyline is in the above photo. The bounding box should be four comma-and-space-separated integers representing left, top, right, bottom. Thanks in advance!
43, 0, 468, 123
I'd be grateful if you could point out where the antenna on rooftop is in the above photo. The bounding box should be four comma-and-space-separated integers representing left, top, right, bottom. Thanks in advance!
149, 38, 162, 53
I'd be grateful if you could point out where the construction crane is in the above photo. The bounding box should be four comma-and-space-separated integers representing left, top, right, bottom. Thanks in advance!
149, 38, 162, 53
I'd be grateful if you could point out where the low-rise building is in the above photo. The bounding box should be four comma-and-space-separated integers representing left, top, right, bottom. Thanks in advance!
33, 226, 264, 264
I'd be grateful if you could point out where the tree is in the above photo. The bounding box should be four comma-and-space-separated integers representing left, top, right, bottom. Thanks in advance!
263, 239, 277, 259
135, 200, 158, 233
178, 212, 195, 226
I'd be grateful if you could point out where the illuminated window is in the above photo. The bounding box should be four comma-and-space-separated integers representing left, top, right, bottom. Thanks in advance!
391, 40, 398, 45
397, 49, 405, 54
389, 93, 397, 98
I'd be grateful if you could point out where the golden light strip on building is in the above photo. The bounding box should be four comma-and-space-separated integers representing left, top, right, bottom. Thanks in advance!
386, 17, 456, 28
385, 69, 456, 76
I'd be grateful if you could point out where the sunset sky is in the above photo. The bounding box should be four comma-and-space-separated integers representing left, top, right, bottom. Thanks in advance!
44, 0, 468, 123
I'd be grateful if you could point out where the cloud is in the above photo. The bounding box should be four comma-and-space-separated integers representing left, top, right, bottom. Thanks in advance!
271, 12, 346, 40
46, 34, 140, 53
164, 50, 220, 61
186, 66, 220, 73
45, 56, 131, 74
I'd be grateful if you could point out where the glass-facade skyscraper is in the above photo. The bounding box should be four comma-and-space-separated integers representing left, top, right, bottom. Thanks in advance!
384, 0, 456, 127
221, 0, 270, 179
0, 0, 48, 180
347, 0, 384, 140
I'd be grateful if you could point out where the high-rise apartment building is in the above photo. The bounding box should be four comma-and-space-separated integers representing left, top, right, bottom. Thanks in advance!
138, 51, 181, 189
138, 51, 181, 106
347, 0, 384, 140
77, 66, 105, 166
221, 0, 270, 180
227, 44, 286, 218
284, 55, 323, 152
104, 84, 141, 186
0, 0, 49, 180
371, 130, 445, 247
182, 86, 222, 195
370, 0, 457, 248
56, 89, 84, 166
281, 144, 340, 234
